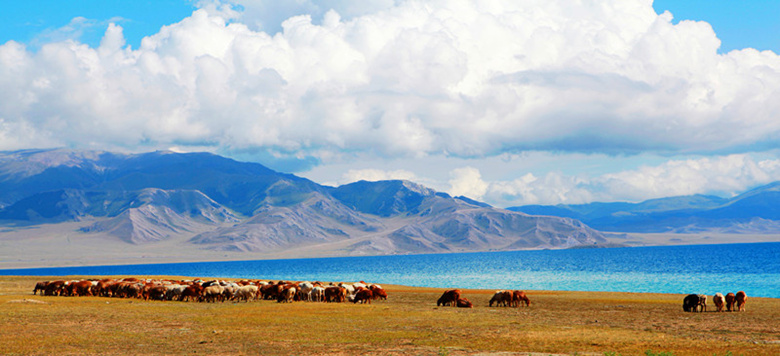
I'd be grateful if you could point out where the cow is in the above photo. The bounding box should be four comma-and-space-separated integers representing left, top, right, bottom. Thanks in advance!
202, 285, 225, 303
456, 298, 473, 308
310, 286, 325, 302
69, 280, 94, 297
93, 279, 116, 297
512, 290, 531, 307
725, 292, 736, 312
144, 285, 168, 301
437, 289, 461, 307
33, 281, 49, 295
297, 282, 314, 302
324, 286, 345, 303
713, 293, 725, 312
181, 284, 204, 302
735, 291, 748, 311
260, 283, 283, 300
697, 294, 707, 312
234, 285, 259, 302
683, 294, 700, 312
489, 290, 512, 307
165, 284, 188, 301
339, 283, 356, 299
370, 285, 388, 300
352, 289, 373, 304
44, 280, 66, 296
278, 287, 296, 303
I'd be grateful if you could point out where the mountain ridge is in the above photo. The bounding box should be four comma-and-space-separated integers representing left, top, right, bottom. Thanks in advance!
0, 149, 614, 263
508, 183, 780, 233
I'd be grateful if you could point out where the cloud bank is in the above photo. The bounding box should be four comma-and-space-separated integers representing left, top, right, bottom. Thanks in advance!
444, 154, 780, 207
1, 0, 779, 205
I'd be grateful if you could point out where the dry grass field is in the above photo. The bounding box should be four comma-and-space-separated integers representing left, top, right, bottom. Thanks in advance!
1, 276, 778, 355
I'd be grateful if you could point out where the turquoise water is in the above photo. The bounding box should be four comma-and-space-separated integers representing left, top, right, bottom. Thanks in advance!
2, 243, 779, 298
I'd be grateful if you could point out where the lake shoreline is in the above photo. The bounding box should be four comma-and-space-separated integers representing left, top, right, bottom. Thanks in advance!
2, 234, 779, 270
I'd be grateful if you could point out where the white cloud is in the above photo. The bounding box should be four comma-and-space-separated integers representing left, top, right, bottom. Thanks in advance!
448, 167, 488, 200
1, 0, 780, 177
338, 168, 418, 186
453, 154, 780, 207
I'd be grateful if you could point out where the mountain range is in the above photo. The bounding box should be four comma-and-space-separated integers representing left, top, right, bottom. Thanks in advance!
508, 183, 780, 233
0, 149, 613, 267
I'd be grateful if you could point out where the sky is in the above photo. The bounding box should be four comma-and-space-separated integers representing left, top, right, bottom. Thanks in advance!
1, 0, 780, 208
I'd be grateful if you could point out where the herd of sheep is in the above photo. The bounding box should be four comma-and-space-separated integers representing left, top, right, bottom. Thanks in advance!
31, 278, 387, 304
30, 278, 751, 313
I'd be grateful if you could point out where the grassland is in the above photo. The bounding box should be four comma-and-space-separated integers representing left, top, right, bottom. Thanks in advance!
1, 276, 778, 355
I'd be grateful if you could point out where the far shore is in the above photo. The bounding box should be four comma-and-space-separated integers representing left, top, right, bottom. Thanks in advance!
1, 232, 779, 270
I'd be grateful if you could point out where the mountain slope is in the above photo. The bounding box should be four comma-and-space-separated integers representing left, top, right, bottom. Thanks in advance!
0, 149, 614, 258
508, 183, 780, 233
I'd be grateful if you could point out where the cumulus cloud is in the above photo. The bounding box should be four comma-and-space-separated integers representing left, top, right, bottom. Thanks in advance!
457, 154, 780, 207
338, 168, 418, 185
1, 0, 779, 163
448, 167, 488, 199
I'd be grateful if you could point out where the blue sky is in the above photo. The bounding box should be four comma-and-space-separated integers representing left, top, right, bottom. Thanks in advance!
0, 0, 195, 49
2, 1, 777, 53
1, 0, 780, 207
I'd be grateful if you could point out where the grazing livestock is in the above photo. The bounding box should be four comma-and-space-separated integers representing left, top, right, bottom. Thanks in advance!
324, 286, 345, 303
202, 285, 225, 303
352, 289, 373, 304
165, 284, 187, 301
512, 290, 531, 307
234, 285, 259, 302
713, 293, 725, 312
683, 294, 700, 312
310, 286, 325, 302
144, 285, 168, 301
278, 287, 296, 303
33, 281, 49, 295
44, 280, 66, 296
697, 294, 707, 312
725, 292, 736, 312
181, 284, 204, 302
297, 282, 314, 302
339, 283, 356, 299
69, 280, 94, 297
489, 291, 512, 307
456, 298, 473, 308
735, 291, 748, 311
370, 285, 388, 300
437, 289, 461, 307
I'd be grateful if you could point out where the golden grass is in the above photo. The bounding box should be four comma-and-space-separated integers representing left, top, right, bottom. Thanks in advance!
1, 276, 778, 355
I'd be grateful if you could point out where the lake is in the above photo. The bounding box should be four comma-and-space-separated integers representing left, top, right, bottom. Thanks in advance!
2, 242, 779, 298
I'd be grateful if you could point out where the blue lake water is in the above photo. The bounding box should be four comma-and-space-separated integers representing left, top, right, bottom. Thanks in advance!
2, 242, 779, 298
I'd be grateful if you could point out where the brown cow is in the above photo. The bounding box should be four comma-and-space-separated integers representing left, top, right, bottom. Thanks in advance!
437, 289, 461, 307
512, 290, 531, 307
69, 280, 94, 297
456, 298, 473, 308
352, 289, 373, 304
44, 280, 66, 296
144, 285, 168, 301
370, 285, 388, 300
725, 292, 736, 312
713, 293, 725, 312
33, 281, 49, 295
324, 286, 345, 303
181, 284, 204, 302
735, 291, 748, 311
489, 291, 512, 307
